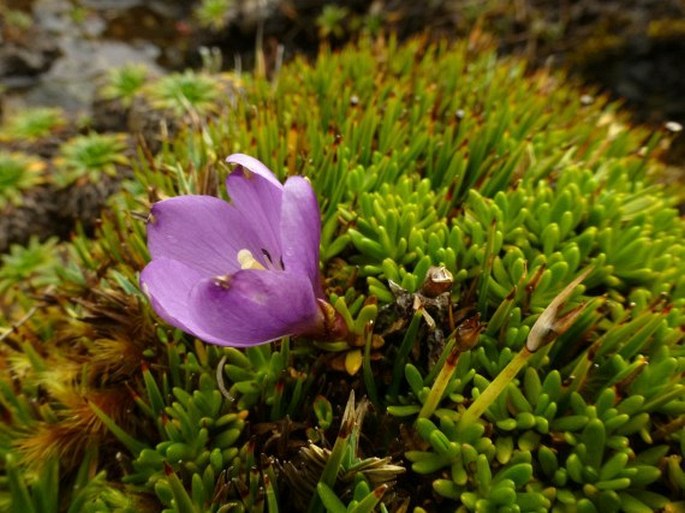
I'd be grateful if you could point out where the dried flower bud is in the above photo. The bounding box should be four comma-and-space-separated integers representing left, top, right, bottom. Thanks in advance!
420, 266, 454, 298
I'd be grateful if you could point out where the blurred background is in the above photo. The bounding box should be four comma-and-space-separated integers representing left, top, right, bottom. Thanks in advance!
2, 0, 685, 126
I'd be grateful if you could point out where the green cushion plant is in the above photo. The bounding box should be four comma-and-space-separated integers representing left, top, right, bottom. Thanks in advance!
0, 35, 683, 513
145, 70, 226, 117
0, 152, 46, 209
99, 64, 152, 109
0, 108, 66, 142
53, 132, 130, 187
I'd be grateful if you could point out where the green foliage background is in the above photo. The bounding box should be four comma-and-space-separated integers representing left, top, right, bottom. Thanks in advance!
0, 36, 683, 512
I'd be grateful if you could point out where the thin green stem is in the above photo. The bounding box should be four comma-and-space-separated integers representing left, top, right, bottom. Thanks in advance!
388, 310, 423, 400
459, 347, 532, 428
307, 397, 354, 513
281, 336, 290, 367
424, 332, 458, 385
362, 323, 380, 410
419, 347, 460, 419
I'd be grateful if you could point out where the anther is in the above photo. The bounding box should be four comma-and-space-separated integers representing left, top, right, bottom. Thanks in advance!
237, 249, 265, 270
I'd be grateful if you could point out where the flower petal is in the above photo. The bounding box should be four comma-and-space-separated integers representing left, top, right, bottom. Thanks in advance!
280, 176, 323, 296
188, 270, 324, 346
225, 155, 284, 268
147, 195, 261, 276
226, 153, 283, 188
140, 258, 221, 342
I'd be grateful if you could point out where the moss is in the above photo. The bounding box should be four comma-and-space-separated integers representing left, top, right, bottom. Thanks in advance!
0, 107, 66, 142
0, 36, 684, 512
98, 64, 152, 108
194, 0, 234, 32
144, 70, 225, 117
53, 132, 130, 187
0, 152, 46, 208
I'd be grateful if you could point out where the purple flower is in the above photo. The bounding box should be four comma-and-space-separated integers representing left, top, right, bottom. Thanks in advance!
140, 154, 331, 347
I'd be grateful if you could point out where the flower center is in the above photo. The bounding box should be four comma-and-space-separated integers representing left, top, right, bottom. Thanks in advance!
237, 248, 285, 271
237, 249, 266, 270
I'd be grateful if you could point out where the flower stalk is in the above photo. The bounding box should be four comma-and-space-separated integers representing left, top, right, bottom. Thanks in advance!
418, 344, 462, 419
458, 347, 532, 427
418, 315, 482, 419
459, 268, 592, 429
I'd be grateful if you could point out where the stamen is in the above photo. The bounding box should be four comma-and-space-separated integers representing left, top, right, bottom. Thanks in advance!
237, 249, 265, 270
261, 248, 274, 265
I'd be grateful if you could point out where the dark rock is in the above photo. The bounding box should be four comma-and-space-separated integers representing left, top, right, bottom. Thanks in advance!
0, 25, 60, 84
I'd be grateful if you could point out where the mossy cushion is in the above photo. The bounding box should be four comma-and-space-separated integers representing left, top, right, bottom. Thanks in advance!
0, 36, 683, 513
